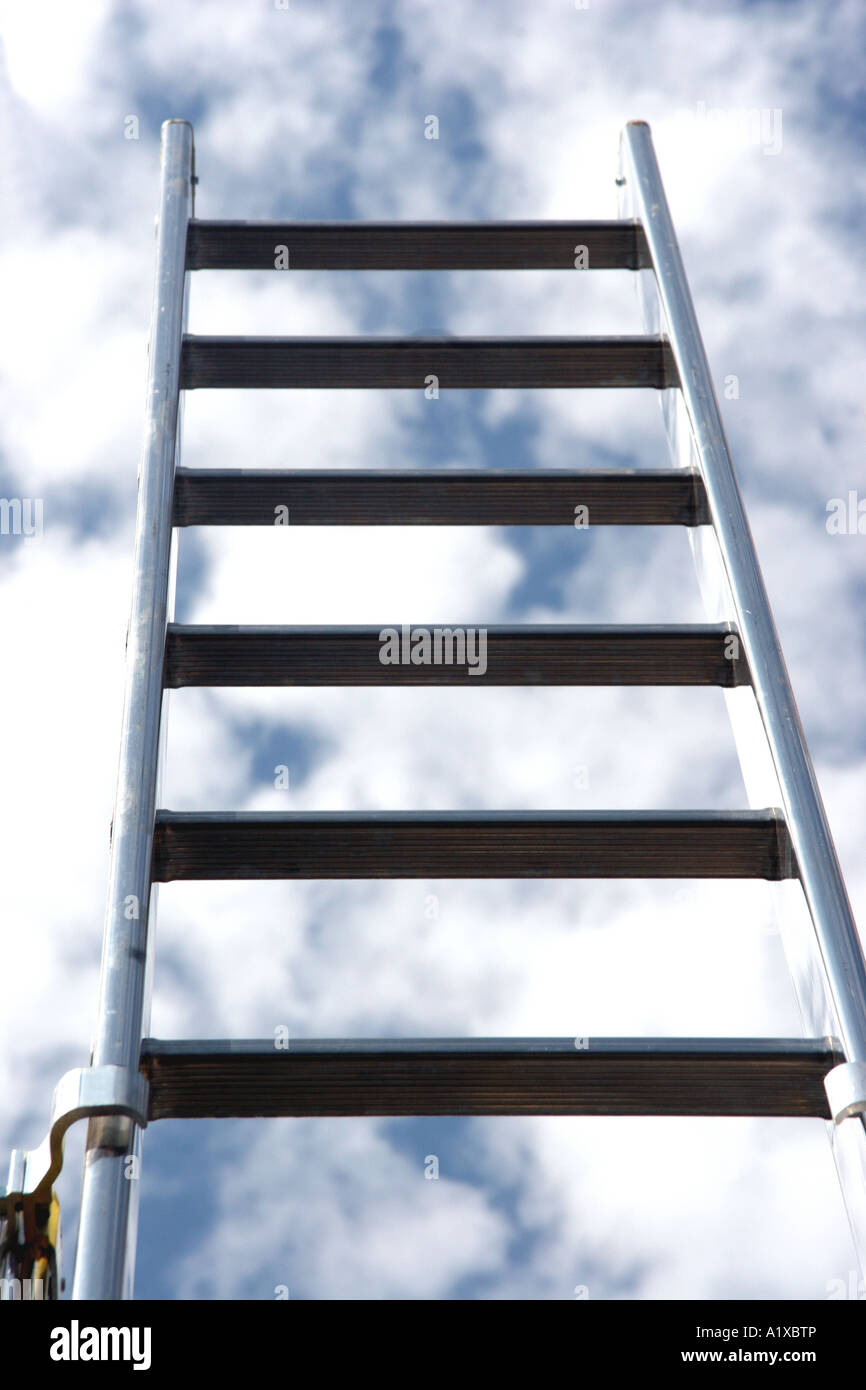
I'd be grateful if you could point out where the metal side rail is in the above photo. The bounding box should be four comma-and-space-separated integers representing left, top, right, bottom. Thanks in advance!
70, 121, 195, 1301
618, 120, 866, 1267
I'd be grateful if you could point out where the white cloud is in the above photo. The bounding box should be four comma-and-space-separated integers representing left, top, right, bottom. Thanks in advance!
169, 1116, 510, 1301
2, 0, 865, 1301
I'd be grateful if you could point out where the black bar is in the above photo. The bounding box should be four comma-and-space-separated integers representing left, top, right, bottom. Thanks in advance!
151, 810, 794, 882
31, 1300, 846, 1368
140, 1037, 838, 1119
186, 219, 652, 271
173, 467, 710, 527
163, 624, 748, 688
180, 336, 677, 390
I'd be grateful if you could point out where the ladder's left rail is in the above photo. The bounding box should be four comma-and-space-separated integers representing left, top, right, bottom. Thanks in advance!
71, 120, 195, 1301
1, 121, 194, 1302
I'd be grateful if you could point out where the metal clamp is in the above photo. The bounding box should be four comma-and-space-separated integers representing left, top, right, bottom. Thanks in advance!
2, 1067, 150, 1216
824, 1061, 866, 1124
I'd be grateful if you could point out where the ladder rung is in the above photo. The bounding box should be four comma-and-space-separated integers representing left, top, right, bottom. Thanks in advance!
180, 336, 677, 390
173, 468, 710, 527
151, 810, 793, 882
186, 220, 652, 271
140, 1037, 838, 1119
164, 624, 748, 689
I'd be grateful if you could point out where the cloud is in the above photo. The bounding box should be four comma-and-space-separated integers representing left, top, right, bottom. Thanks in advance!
1, 0, 864, 1301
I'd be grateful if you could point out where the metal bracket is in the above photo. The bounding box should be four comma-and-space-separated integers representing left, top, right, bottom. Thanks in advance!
824, 1061, 866, 1124
1, 1067, 149, 1217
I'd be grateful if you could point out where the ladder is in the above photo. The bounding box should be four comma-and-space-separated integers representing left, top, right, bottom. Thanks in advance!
4, 117, 866, 1301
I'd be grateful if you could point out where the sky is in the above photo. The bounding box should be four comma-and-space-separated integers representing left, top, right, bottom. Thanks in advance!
2, 0, 866, 1300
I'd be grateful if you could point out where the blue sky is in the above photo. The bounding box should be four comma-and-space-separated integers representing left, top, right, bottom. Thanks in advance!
2, 0, 866, 1299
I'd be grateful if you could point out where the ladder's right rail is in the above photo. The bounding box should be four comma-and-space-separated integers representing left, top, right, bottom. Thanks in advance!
619, 118, 866, 1262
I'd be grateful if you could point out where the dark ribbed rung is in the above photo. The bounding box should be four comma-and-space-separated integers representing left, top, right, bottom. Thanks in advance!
185, 220, 651, 271
163, 624, 748, 689
180, 337, 677, 390
140, 1037, 838, 1119
172, 468, 710, 527
151, 810, 794, 882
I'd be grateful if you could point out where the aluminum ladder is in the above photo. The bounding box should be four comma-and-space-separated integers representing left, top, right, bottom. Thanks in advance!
4, 117, 866, 1301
